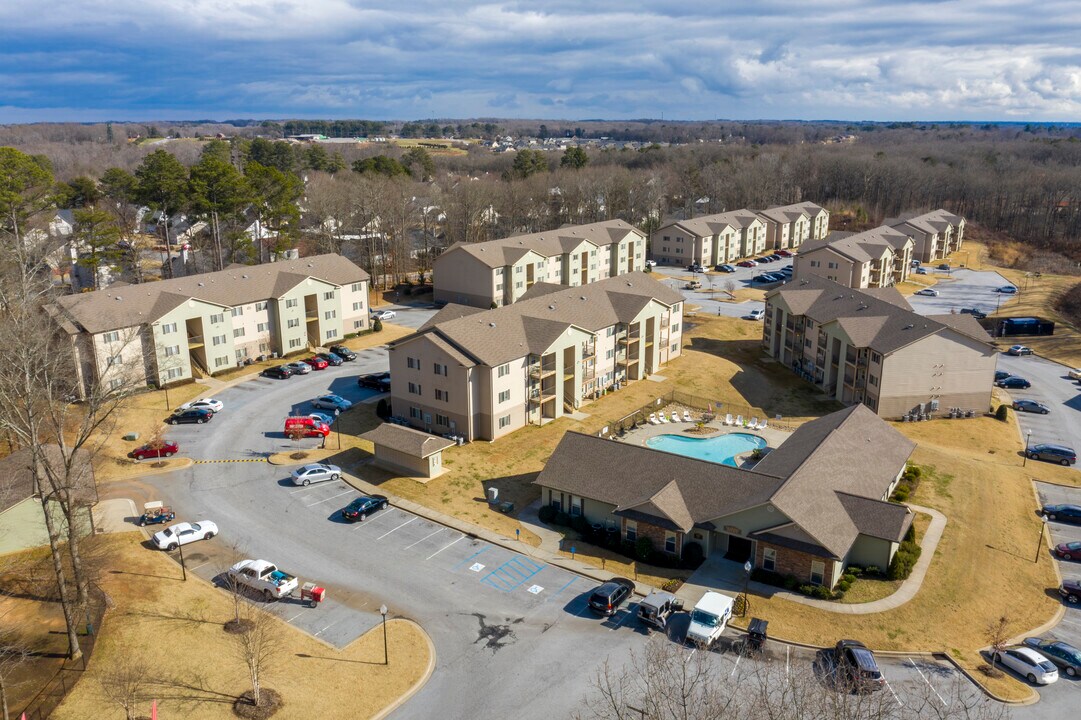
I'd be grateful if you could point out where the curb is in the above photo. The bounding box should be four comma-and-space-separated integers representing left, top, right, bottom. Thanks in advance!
108, 457, 194, 480
371, 619, 437, 720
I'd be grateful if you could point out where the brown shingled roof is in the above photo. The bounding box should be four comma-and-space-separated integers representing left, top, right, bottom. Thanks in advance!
359, 423, 455, 458
441, 220, 643, 269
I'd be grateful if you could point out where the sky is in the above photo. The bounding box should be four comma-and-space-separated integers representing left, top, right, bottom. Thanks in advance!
1, 0, 1080, 123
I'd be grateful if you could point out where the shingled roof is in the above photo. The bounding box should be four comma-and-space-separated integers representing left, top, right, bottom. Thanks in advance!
535, 404, 914, 560
392, 272, 683, 367
440, 220, 643, 269
52, 254, 369, 334
359, 423, 455, 458
765, 275, 993, 354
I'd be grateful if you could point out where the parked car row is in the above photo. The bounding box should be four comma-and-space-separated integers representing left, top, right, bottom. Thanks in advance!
262, 348, 358, 380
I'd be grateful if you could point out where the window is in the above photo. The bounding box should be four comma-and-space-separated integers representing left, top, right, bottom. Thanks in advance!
351, 282, 364, 292
259, 342, 268, 353
231, 307, 243, 317
570, 496, 582, 517
109, 378, 124, 390
288, 337, 304, 348
324, 310, 336, 319
663, 235, 670, 242
607, 327, 616, 337
498, 414, 511, 429
235, 349, 247, 361
323, 291, 335, 300
664, 533, 677, 553
257, 322, 269, 333
209, 313, 224, 325
869, 375, 878, 387
106, 354, 121, 366
353, 301, 365, 311
498, 389, 510, 404
102, 331, 120, 343
409, 407, 421, 419
325, 330, 335, 340
407, 357, 419, 369
164, 345, 180, 357
233, 328, 245, 338
515, 281, 523, 289
871, 352, 881, 364
435, 413, 449, 426
496, 284, 503, 291
828, 262, 838, 269
671, 343, 678, 352
214, 356, 229, 368
287, 318, 300, 328
497, 363, 510, 377
671, 323, 680, 333
810, 561, 825, 586
285, 298, 298, 309
255, 302, 266, 311
160, 322, 177, 334
810, 260, 820, 268
354, 320, 364, 329
434, 363, 447, 376
408, 382, 421, 395
515, 266, 523, 274
606, 349, 614, 360
435, 388, 448, 401
625, 520, 637, 542
762, 548, 776, 572
166, 367, 183, 380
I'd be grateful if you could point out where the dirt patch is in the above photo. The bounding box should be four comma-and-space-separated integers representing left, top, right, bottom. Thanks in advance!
232, 689, 282, 719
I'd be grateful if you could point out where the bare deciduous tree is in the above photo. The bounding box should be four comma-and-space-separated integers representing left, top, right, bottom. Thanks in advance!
0, 630, 29, 720
97, 653, 154, 720
231, 604, 281, 710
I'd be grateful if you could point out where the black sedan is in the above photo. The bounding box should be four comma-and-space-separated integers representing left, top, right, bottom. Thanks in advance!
341, 495, 388, 522
262, 365, 294, 379
358, 372, 391, 391
1043, 504, 1081, 524
994, 370, 1012, 382
315, 352, 344, 366
1023, 638, 1081, 678
167, 408, 213, 425
329, 345, 356, 361
1013, 399, 1050, 414
997, 376, 1031, 389
1059, 580, 1081, 604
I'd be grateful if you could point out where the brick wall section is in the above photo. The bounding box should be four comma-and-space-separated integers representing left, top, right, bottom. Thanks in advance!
756, 541, 836, 587
624, 518, 682, 556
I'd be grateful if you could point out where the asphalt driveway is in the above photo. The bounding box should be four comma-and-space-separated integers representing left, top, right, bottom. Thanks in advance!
905, 267, 1015, 316
997, 352, 1081, 466
654, 258, 792, 319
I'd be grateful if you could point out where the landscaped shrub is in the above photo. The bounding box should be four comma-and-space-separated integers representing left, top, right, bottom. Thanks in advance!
751, 568, 785, 586
570, 515, 590, 535
635, 536, 654, 561
904, 524, 917, 543
845, 566, 863, 578
833, 589, 846, 599
995, 404, 1009, 421
372, 318, 383, 333
798, 584, 816, 596
812, 585, 832, 600
783, 574, 800, 590
376, 398, 390, 420
681, 541, 705, 569
891, 486, 910, 502
865, 565, 880, 576
837, 578, 854, 592
620, 540, 636, 557
554, 511, 571, 527
889, 539, 923, 581
537, 505, 556, 524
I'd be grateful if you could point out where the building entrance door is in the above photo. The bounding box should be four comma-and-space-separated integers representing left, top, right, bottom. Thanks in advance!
725, 535, 753, 563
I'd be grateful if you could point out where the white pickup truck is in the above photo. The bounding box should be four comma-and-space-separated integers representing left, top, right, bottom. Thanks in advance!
227, 559, 298, 600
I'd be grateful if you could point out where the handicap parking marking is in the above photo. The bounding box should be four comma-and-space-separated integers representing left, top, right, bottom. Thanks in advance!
545, 576, 579, 602
527, 584, 544, 595
470, 563, 486, 572
480, 556, 546, 592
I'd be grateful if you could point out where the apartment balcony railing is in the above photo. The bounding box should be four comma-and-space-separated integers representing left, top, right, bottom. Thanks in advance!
529, 362, 557, 379
528, 388, 556, 404
581, 344, 596, 360
660, 316, 671, 328
305, 310, 319, 321
186, 335, 204, 347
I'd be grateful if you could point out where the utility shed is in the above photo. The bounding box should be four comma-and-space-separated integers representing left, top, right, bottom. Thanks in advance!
359, 424, 456, 480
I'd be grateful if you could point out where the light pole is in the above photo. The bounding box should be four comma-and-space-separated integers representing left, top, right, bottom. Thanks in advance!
380, 604, 388, 665
177, 536, 186, 581
1023, 430, 1032, 466
740, 559, 753, 617
1035, 514, 1048, 563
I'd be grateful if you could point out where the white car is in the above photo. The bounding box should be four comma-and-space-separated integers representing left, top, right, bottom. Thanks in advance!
997, 285, 1018, 294
178, 397, 224, 413
371, 310, 396, 321
993, 646, 1058, 685
747, 309, 765, 321
151, 521, 218, 551
914, 288, 939, 297
291, 462, 342, 486
645, 259, 657, 267
1068, 368, 1081, 380
285, 361, 312, 375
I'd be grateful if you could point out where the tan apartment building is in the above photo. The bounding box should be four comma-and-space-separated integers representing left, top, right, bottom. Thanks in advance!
535, 404, 915, 590
762, 275, 996, 418
388, 272, 684, 441
48, 254, 370, 397
650, 209, 767, 266
755, 202, 830, 251
885, 209, 966, 264
793, 226, 914, 289
433, 220, 646, 308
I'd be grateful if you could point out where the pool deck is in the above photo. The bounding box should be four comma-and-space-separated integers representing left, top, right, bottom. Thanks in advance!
613, 408, 791, 466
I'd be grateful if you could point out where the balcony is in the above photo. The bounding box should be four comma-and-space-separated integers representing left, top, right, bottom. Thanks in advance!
186, 335, 204, 348
660, 316, 671, 328
581, 343, 596, 360
582, 366, 596, 382
528, 388, 556, 404
529, 362, 557, 380
305, 310, 319, 322
618, 333, 641, 346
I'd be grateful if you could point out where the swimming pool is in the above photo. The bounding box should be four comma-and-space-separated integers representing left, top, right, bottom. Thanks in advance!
645, 432, 767, 466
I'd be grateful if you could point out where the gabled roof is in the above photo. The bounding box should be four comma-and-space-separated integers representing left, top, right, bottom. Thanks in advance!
887, 209, 964, 237
52, 253, 369, 334
392, 272, 682, 367
757, 204, 810, 225
359, 423, 455, 458
535, 403, 916, 560
801, 226, 913, 263
766, 275, 993, 355
438, 220, 642, 269
657, 208, 764, 238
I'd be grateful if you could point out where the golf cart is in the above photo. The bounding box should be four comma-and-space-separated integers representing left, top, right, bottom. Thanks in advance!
637, 590, 684, 631
139, 501, 176, 527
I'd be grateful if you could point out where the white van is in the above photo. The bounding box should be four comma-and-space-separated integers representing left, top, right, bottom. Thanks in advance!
685, 591, 734, 648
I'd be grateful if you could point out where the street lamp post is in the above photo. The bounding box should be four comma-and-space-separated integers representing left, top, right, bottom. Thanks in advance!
740, 559, 753, 617
177, 536, 186, 581
1036, 514, 1049, 563
1023, 430, 1032, 466
380, 604, 388, 665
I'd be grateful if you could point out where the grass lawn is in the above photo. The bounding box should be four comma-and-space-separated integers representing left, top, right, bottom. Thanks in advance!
50, 533, 431, 720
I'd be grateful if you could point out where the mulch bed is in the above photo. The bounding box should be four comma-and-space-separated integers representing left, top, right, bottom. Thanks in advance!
223, 618, 255, 634
233, 688, 283, 719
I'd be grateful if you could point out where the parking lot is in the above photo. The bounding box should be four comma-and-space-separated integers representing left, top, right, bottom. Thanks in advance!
995, 352, 1081, 467
905, 267, 1015, 317
653, 258, 793, 318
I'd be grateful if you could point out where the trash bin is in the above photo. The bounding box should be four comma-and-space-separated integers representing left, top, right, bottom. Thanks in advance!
487, 487, 498, 504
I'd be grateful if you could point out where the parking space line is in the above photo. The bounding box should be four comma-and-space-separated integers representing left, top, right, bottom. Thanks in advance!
480, 557, 546, 592
545, 576, 578, 602
883, 678, 904, 707
355, 507, 397, 529
426, 534, 464, 560
305, 489, 354, 507
313, 619, 341, 637
452, 546, 489, 569
908, 657, 948, 707
377, 516, 417, 539
188, 561, 210, 572
730, 651, 742, 677
609, 607, 637, 632
785, 645, 790, 679
286, 611, 305, 623
405, 527, 446, 549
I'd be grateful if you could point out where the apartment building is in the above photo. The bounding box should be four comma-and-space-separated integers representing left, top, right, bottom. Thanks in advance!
885, 209, 966, 264
433, 220, 646, 308
793, 226, 915, 289
762, 275, 995, 418
48, 254, 370, 397
650, 202, 829, 266
388, 272, 684, 441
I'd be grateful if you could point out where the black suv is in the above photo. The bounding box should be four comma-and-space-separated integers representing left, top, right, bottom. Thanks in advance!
263, 365, 294, 379
329, 345, 356, 361
833, 640, 884, 693
1060, 579, 1081, 604
588, 577, 635, 616
358, 372, 391, 392
960, 308, 987, 320
167, 408, 213, 425
1028, 444, 1077, 466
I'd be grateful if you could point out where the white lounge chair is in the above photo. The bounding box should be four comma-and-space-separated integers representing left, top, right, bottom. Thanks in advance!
724, 413, 734, 426
748, 417, 758, 429
648, 413, 658, 425
659, 412, 669, 423
735, 415, 743, 427
683, 410, 692, 422
670, 411, 680, 422
757, 419, 768, 431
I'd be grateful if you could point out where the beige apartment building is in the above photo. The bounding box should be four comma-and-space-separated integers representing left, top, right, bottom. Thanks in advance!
433, 220, 646, 308
885, 209, 966, 264
388, 272, 684, 441
650, 202, 829, 266
793, 226, 915, 289
762, 275, 995, 418
48, 254, 370, 397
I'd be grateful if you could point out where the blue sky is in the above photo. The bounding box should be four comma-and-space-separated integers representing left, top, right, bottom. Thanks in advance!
2, 0, 1080, 122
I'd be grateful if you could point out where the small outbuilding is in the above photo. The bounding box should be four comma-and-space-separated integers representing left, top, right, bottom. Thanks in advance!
359, 424, 456, 480
0, 446, 97, 554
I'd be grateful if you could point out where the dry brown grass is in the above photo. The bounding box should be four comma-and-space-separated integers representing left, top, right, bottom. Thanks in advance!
555, 542, 693, 589
50, 533, 431, 720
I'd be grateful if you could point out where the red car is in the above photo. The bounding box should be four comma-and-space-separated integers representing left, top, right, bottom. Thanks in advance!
128, 441, 179, 461
737, 260, 757, 268
777, 249, 793, 257
1056, 542, 1081, 561
304, 356, 329, 370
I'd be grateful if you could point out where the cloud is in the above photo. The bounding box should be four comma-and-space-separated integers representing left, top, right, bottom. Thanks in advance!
0, 1, 1080, 121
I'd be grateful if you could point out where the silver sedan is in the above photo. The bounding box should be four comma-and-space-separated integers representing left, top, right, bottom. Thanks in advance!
290, 463, 342, 486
